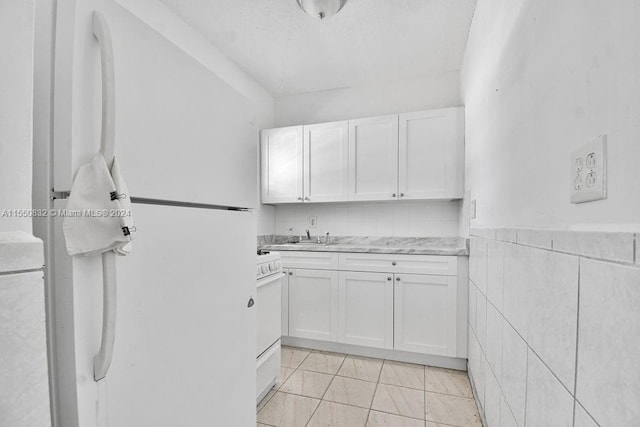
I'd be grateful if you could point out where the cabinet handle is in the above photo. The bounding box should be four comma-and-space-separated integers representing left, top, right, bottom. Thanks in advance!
288, 272, 293, 276
304, 196, 310, 201
400, 193, 405, 197
247, 297, 255, 308
392, 261, 396, 266
392, 193, 396, 198
297, 197, 303, 201
396, 277, 401, 282
387, 277, 392, 281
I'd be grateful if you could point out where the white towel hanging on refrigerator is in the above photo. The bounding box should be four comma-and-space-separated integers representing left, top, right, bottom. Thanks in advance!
62, 152, 134, 256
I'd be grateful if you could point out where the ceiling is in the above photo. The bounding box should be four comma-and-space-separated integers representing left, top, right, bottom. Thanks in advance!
158, 0, 477, 97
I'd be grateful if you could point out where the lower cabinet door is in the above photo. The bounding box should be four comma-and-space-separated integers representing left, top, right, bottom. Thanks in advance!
338, 271, 394, 349
394, 274, 457, 356
289, 269, 339, 341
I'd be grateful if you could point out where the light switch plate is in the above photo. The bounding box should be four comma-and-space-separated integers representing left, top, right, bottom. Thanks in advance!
309, 216, 317, 229
570, 135, 607, 204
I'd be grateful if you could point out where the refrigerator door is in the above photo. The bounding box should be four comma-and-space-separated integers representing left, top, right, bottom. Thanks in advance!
60, 203, 256, 426
53, 0, 257, 208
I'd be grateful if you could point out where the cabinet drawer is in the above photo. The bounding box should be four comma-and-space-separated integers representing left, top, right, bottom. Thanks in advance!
338, 253, 457, 276
281, 251, 339, 270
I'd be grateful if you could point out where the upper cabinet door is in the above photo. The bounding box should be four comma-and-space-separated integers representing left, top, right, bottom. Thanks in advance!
398, 108, 465, 200
348, 115, 399, 201
260, 126, 303, 204
303, 121, 349, 203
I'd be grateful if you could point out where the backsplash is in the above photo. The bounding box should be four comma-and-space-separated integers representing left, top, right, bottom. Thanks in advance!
274, 200, 461, 237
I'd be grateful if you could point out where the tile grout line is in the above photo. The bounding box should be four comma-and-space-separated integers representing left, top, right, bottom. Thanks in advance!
304, 350, 347, 427
523, 344, 529, 427
572, 260, 581, 427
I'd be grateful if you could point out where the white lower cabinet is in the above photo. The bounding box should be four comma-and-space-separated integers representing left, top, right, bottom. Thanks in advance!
394, 274, 458, 357
282, 252, 465, 360
282, 269, 290, 336
288, 268, 339, 341
338, 271, 393, 349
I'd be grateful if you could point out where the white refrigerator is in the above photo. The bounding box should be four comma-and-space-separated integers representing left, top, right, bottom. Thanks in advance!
38, 1, 258, 426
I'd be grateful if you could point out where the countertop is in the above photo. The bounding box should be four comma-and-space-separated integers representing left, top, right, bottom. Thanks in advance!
257, 236, 469, 256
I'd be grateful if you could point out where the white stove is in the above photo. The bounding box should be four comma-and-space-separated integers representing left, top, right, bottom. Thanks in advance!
256, 251, 283, 403
256, 251, 282, 280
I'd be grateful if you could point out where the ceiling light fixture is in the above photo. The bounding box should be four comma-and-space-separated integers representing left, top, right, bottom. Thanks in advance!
296, 0, 348, 20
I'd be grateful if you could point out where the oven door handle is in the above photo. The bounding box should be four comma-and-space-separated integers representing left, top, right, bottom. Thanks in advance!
257, 272, 285, 289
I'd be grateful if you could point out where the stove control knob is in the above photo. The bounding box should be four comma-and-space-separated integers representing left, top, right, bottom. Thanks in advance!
275, 261, 281, 270
256, 267, 261, 277
269, 262, 276, 272
261, 265, 268, 274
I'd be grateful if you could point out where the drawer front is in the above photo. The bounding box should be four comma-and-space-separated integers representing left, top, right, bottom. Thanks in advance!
339, 253, 457, 276
280, 251, 339, 270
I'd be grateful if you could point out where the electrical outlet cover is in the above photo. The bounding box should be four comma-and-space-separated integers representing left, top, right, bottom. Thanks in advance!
570, 135, 607, 203
309, 215, 317, 229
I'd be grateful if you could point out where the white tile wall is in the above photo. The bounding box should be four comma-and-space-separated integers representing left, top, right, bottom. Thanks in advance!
468, 228, 640, 427
485, 368, 502, 427
500, 320, 527, 427
500, 397, 517, 427
468, 330, 485, 409
476, 290, 487, 351
468, 283, 477, 333
525, 249, 578, 391
573, 402, 598, 427
525, 350, 574, 427
485, 302, 503, 379
577, 259, 640, 426
502, 243, 531, 339
486, 240, 504, 311
273, 200, 460, 237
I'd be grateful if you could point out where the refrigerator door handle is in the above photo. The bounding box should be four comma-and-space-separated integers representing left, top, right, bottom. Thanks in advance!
93, 10, 118, 382
93, 10, 116, 163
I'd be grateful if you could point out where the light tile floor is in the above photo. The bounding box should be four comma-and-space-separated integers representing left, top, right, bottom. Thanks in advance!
257, 346, 483, 427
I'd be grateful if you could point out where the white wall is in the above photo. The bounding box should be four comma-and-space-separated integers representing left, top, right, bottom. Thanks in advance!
462, 0, 640, 231
0, 0, 35, 233
463, 1, 640, 425
274, 72, 461, 127
275, 201, 460, 238
270, 73, 463, 237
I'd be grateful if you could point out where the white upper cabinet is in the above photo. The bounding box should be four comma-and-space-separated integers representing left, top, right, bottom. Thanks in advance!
348, 115, 399, 201
260, 126, 303, 203
398, 108, 465, 200
260, 107, 464, 204
304, 121, 349, 202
